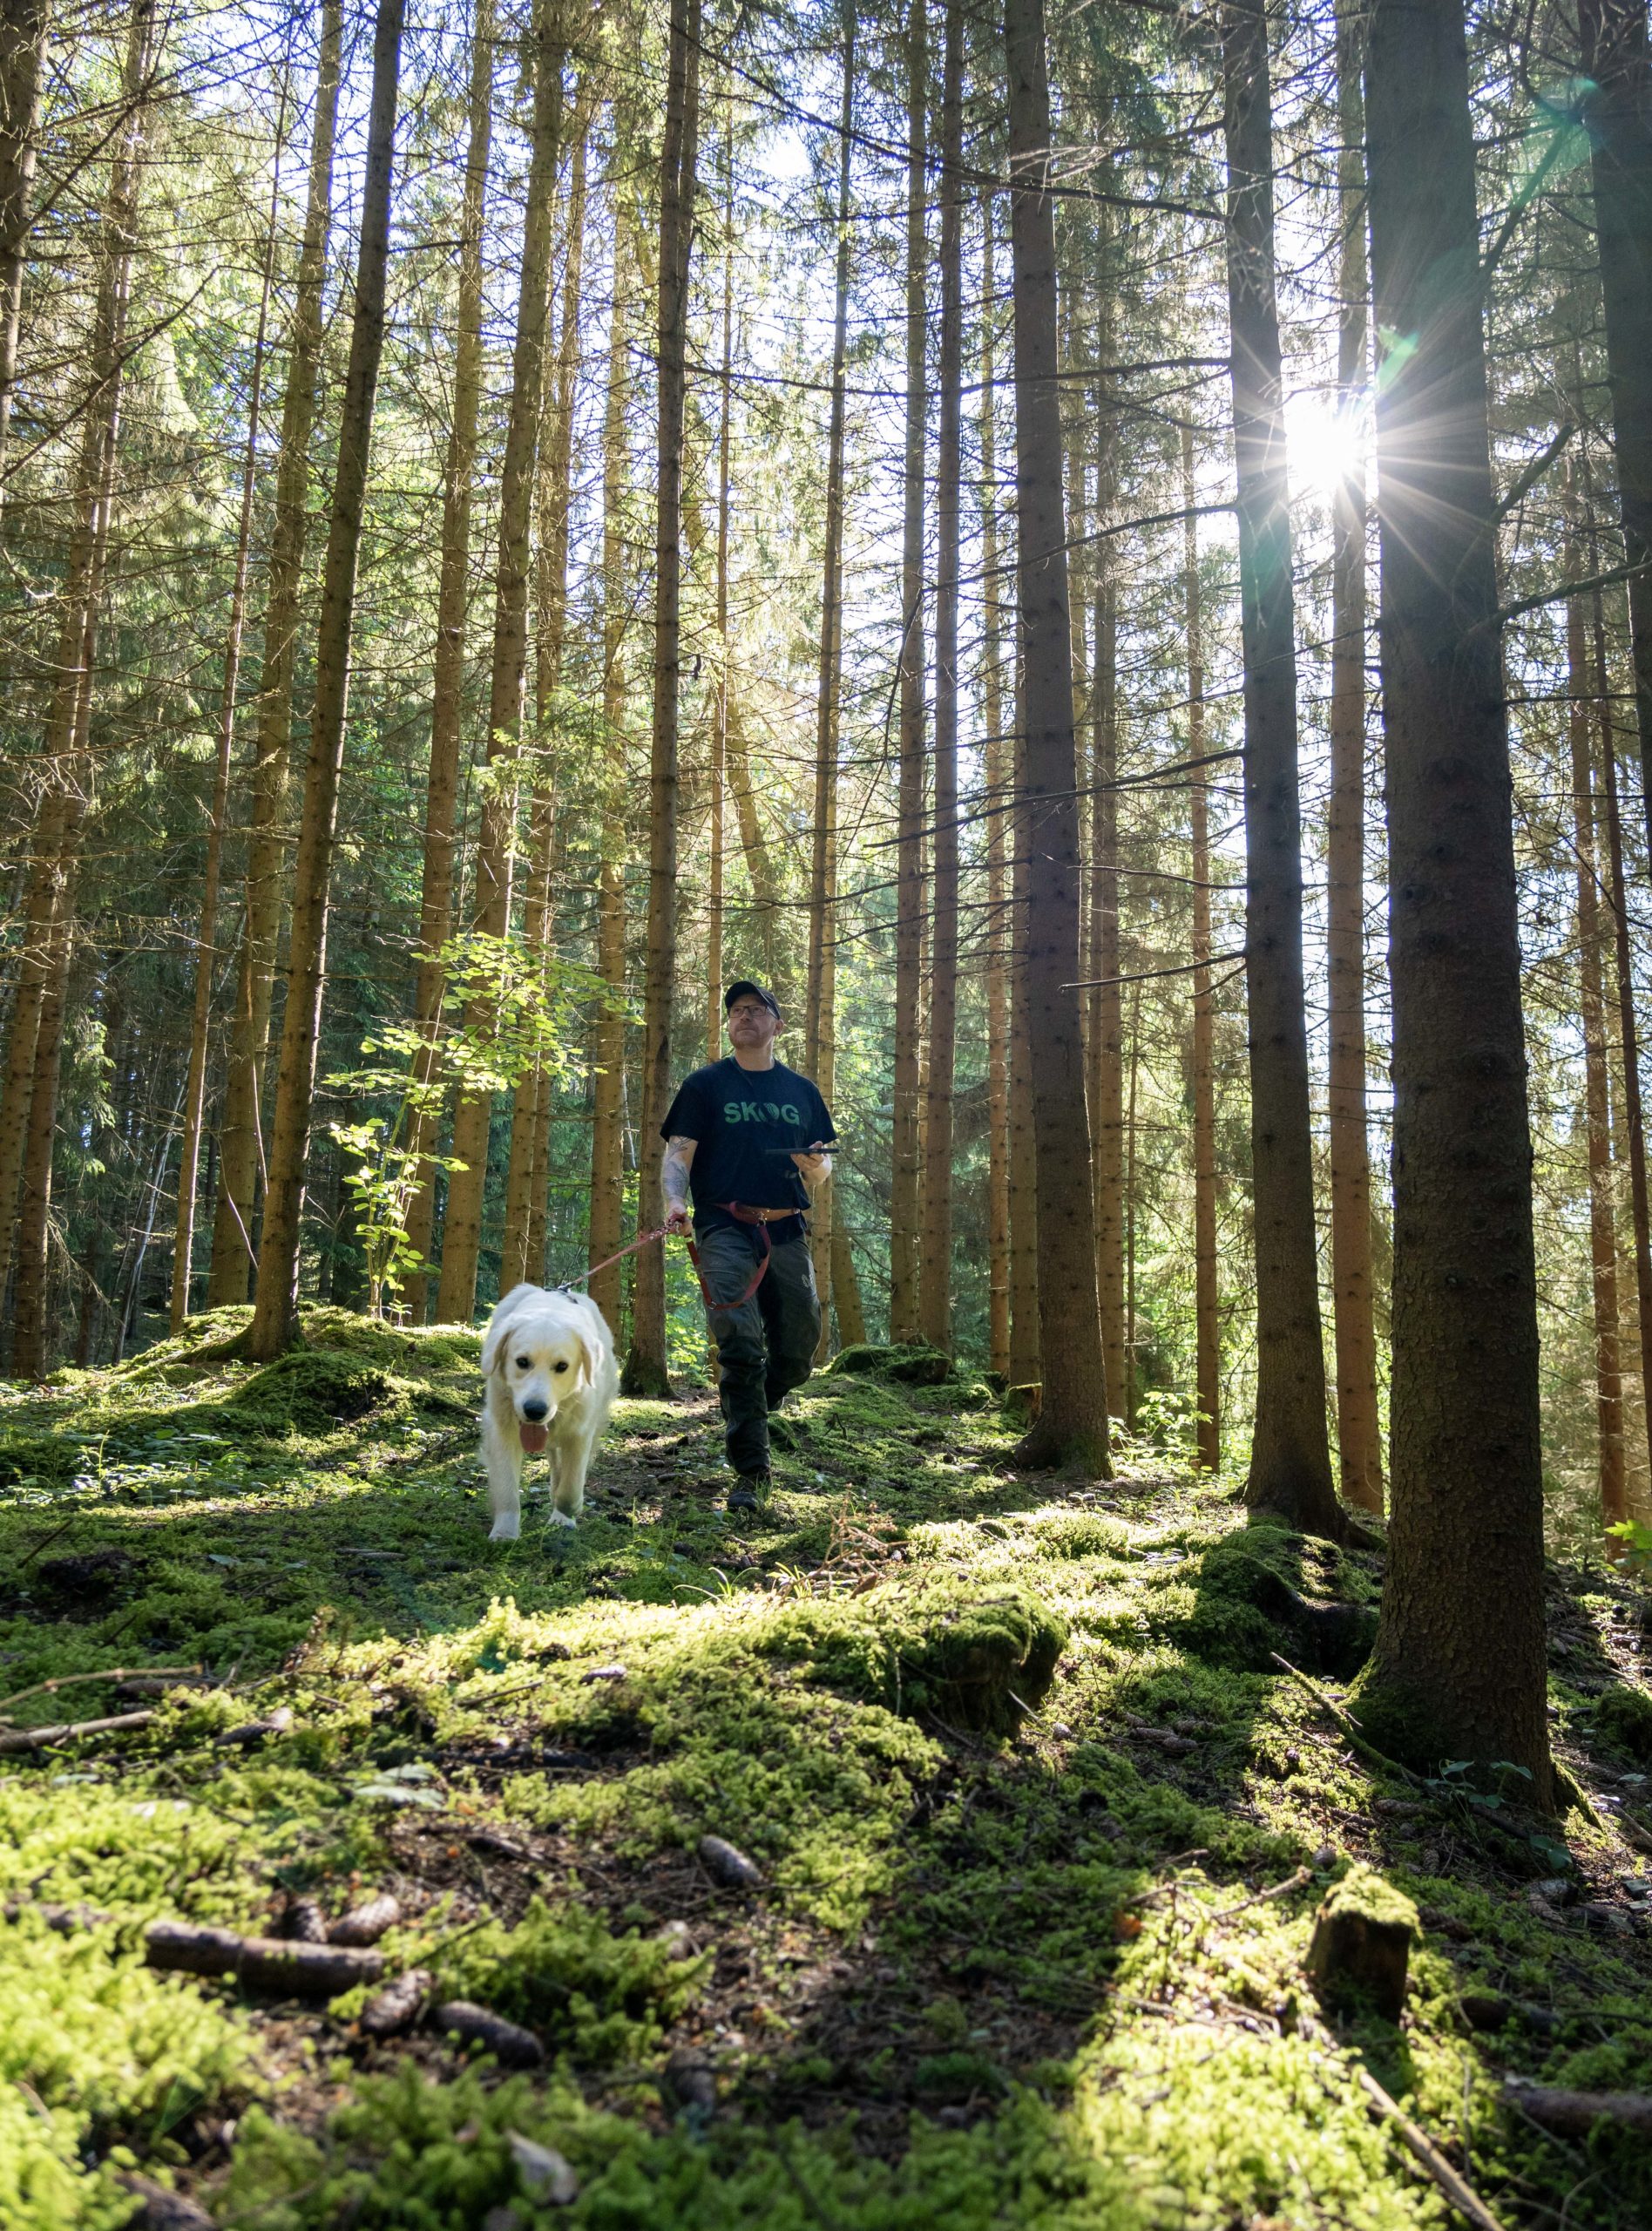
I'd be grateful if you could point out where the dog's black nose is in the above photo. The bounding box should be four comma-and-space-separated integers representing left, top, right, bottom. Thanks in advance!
522, 1400, 549, 1422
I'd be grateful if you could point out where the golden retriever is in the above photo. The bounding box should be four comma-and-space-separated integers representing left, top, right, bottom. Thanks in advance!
478, 1283, 619, 1538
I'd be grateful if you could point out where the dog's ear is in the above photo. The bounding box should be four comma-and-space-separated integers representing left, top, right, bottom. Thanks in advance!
480, 1298, 522, 1380
575, 1331, 597, 1393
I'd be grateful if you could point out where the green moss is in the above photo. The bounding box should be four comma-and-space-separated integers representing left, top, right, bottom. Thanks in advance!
1591, 1683, 1652, 1764
757, 1574, 1067, 1733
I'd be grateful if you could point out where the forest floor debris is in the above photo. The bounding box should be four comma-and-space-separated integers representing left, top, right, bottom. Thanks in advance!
0, 1305, 1648, 2227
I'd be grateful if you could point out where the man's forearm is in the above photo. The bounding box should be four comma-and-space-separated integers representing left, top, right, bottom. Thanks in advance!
662, 1136, 695, 1216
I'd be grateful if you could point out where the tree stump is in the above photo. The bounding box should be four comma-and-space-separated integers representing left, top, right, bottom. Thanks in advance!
1305, 1865, 1417, 2019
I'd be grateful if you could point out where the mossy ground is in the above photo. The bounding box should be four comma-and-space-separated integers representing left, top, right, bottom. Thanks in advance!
2, 1310, 1649, 2228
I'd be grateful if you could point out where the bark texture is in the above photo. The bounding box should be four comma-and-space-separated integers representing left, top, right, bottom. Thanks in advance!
1326, 0, 1383, 1510
1359, 0, 1551, 1796
623, 0, 701, 1394
247, 0, 405, 1360
439, 4, 566, 1324
918, 0, 960, 1353
1221, 0, 1340, 1534
1182, 423, 1220, 1471
0, 0, 47, 492
890, 0, 927, 1346
209, 0, 342, 1305
981, 200, 1011, 1380
1580, 0, 1652, 858
399, 0, 493, 1319
1005, 0, 1109, 1469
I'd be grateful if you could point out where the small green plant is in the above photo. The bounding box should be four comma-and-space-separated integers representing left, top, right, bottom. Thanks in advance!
1607, 1516, 1652, 1576
326, 932, 609, 1317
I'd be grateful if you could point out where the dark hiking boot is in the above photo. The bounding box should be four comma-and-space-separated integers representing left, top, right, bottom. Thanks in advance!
726, 1472, 768, 1514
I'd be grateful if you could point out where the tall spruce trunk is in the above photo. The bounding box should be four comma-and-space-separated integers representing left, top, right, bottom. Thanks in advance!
1181, 422, 1220, 1470
1088, 295, 1126, 1414
889, 0, 927, 1346
1579, 0, 1652, 857
170, 131, 284, 1330
1594, 580, 1652, 1483
247, 0, 405, 1360
1568, 570, 1628, 1536
209, 0, 342, 1305
4, 0, 152, 1360
981, 199, 1012, 1380
1326, 0, 1383, 1509
502, 83, 591, 1290
0, 0, 46, 495
1220, 0, 1340, 1535
623, 0, 701, 1394
707, 119, 734, 1066
1358, 0, 1550, 1794
438, 4, 567, 1323
587, 176, 632, 1332
918, 0, 961, 1351
805, 12, 856, 1348
1005, 0, 1109, 1470
400, 0, 494, 1320
1007, 636, 1040, 1386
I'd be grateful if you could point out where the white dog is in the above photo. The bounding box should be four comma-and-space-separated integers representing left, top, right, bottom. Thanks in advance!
478, 1283, 619, 1539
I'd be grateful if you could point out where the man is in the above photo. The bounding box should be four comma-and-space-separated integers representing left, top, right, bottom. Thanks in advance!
660, 980, 836, 1511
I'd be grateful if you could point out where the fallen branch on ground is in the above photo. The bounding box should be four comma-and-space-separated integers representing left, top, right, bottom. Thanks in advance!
0, 1708, 155, 1754
1359, 2068, 1512, 2231
145, 1920, 384, 1996
1269, 1656, 1424, 1787
0, 1665, 198, 1717
1500, 2079, 1652, 2137
1205, 1865, 1312, 1924
432, 1999, 544, 2066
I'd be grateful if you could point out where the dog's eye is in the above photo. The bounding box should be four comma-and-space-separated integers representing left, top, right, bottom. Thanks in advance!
515, 1356, 531, 1370
554, 1360, 569, 1373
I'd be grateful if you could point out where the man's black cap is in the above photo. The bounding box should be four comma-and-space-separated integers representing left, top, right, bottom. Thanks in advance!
724, 979, 782, 1021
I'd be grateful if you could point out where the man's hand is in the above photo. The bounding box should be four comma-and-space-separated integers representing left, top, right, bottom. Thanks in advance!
665, 1203, 693, 1236
790, 1143, 833, 1192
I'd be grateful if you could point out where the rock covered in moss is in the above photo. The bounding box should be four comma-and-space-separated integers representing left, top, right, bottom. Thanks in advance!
1306, 1864, 1418, 2020
217, 1348, 399, 1437
756, 1574, 1067, 1734
1160, 1522, 1377, 1677
826, 1341, 953, 1384
1593, 1684, 1652, 1766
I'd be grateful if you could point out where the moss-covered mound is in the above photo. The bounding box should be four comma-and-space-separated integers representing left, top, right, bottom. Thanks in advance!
1155, 1519, 1378, 1677
757, 1575, 1068, 1733
1592, 1682, 1652, 1765
827, 1341, 954, 1385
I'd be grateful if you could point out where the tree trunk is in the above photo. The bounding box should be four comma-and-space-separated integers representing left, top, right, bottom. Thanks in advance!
3, 0, 152, 1349
209, 0, 342, 1306
1568, 567, 1628, 1536
1182, 422, 1220, 1470
1326, 0, 1383, 1510
399, 0, 493, 1320
247, 0, 405, 1361
917, 0, 960, 1353
889, 0, 927, 1347
1358, 0, 1550, 1796
439, 3, 567, 1324
1005, 0, 1109, 1470
1088, 283, 1126, 1414
830, 1209, 867, 1345
1594, 579, 1652, 1484
623, 0, 701, 1394
708, 111, 735, 1065
980, 196, 1011, 1381
1579, 0, 1652, 861
1221, 0, 1340, 1534
1007, 636, 1040, 1387
502, 78, 590, 1292
805, 17, 855, 1351
0, 0, 47, 496
171, 105, 286, 1331
587, 173, 632, 1334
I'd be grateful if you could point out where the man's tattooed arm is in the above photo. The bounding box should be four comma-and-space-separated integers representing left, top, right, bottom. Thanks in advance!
662, 1136, 697, 1230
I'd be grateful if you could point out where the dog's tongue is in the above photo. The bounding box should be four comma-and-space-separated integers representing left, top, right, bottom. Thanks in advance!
518, 1420, 549, 1455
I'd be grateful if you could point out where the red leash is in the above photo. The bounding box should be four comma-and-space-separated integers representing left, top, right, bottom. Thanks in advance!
558, 1209, 776, 1312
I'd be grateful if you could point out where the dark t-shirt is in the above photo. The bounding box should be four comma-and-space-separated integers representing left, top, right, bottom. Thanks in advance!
660, 1057, 836, 1242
